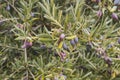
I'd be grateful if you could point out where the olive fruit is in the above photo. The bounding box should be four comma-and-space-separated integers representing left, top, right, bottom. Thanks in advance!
97, 10, 102, 17
70, 39, 75, 47
62, 43, 68, 50
22, 40, 32, 48
118, 37, 120, 44
62, 43, 70, 52
60, 33, 65, 40
74, 37, 78, 44
111, 13, 118, 20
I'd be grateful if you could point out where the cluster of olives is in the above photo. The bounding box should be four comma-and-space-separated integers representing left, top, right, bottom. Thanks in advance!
62, 37, 78, 51
57, 34, 79, 61
58, 33, 79, 51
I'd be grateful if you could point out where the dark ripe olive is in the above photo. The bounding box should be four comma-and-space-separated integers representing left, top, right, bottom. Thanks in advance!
62, 43, 70, 52
86, 43, 92, 52
70, 39, 75, 46
62, 43, 68, 50
74, 37, 78, 44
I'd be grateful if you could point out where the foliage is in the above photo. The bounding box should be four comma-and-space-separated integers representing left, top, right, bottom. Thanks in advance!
0, 0, 120, 80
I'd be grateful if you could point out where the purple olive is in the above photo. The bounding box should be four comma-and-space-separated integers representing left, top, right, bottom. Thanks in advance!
6, 5, 10, 10
62, 43, 68, 50
118, 37, 120, 44
58, 34, 65, 45
74, 37, 78, 44
97, 10, 102, 17
70, 39, 75, 46
60, 33, 65, 40
22, 41, 32, 48
62, 43, 70, 52
111, 13, 118, 20
114, 0, 120, 5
